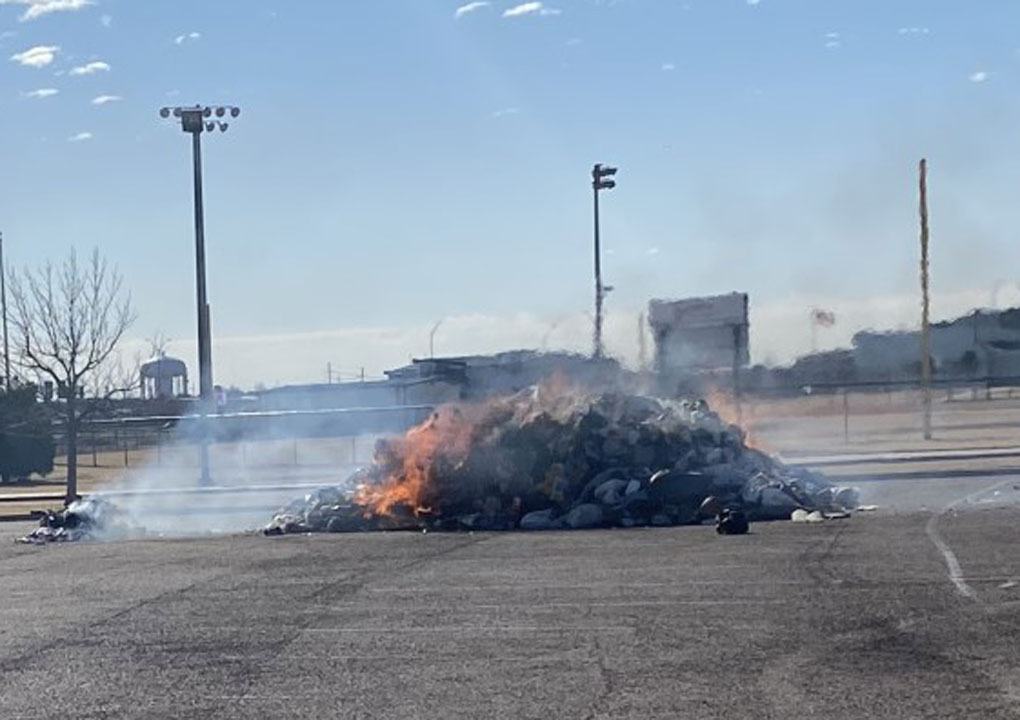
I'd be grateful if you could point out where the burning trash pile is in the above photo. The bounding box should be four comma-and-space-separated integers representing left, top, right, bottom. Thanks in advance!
266, 385, 858, 535
18, 497, 142, 544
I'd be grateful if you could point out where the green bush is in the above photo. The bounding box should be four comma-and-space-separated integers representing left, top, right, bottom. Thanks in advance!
0, 385, 55, 483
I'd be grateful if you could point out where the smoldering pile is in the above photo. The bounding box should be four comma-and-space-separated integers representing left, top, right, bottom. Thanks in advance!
18, 497, 142, 544
266, 386, 857, 535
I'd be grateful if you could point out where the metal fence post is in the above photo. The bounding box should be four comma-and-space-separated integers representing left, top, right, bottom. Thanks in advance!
842, 389, 849, 444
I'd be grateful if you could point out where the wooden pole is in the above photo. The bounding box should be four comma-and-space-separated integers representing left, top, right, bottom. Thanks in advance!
919, 159, 933, 440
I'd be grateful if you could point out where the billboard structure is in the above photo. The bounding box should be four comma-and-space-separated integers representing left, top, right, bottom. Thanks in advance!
648, 292, 750, 373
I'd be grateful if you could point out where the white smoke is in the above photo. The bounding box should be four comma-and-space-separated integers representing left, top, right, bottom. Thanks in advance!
88, 418, 382, 537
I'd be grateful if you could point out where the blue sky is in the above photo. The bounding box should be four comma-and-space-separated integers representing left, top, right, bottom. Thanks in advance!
1, 0, 1019, 386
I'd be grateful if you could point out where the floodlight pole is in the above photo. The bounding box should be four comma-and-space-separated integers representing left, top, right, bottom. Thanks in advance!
593, 181, 603, 359
190, 122, 213, 484
591, 163, 618, 359
160, 104, 240, 485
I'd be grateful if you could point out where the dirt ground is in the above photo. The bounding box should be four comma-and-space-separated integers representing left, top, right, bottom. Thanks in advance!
718, 389, 1020, 455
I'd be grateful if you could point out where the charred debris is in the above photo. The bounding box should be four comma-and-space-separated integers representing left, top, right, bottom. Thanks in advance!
265, 386, 856, 535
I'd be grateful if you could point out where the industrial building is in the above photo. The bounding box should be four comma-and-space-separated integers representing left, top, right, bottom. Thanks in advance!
852, 308, 1020, 380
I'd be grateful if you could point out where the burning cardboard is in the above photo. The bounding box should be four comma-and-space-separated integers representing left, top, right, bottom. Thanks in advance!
266, 385, 855, 535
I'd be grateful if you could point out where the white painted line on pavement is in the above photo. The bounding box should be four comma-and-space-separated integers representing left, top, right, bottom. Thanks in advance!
924, 478, 1016, 602
789, 446, 1020, 467
302, 625, 633, 634
925, 515, 976, 600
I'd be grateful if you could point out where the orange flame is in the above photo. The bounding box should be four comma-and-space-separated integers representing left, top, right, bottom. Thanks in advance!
354, 403, 484, 517
352, 376, 584, 519
703, 386, 768, 451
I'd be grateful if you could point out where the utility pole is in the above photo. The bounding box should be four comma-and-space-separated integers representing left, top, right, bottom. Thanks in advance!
0, 232, 9, 391
160, 103, 241, 484
919, 158, 933, 441
591, 163, 617, 359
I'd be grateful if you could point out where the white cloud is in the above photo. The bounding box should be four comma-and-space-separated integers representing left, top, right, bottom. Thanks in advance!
747, 0, 760, 5
69, 59, 109, 75
492, 107, 520, 117
539, 6, 561, 14
68, 131, 91, 142
825, 41, 840, 49
898, 27, 930, 36
9, 44, 58, 67
100, 13, 111, 26
503, 2, 543, 17
24, 87, 57, 97
0, 0, 92, 22
454, 1, 489, 17
969, 70, 988, 83
647, 247, 660, 256
566, 37, 581, 46
23, 0, 91, 20
174, 31, 200, 44
91, 94, 120, 105
661, 62, 675, 71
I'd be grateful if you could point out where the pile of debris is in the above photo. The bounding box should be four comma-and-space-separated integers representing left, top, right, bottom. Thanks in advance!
18, 497, 141, 544
266, 385, 857, 535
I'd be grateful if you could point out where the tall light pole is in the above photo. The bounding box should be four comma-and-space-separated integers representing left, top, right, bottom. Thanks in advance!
591, 163, 617, 359
0, 231, 9, 391
429, 319, 444, 359
159, 104, 240, 484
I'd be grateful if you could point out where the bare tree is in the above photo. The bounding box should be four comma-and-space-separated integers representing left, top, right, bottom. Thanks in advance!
8, 249, 135, 501
146, 330, 171, 358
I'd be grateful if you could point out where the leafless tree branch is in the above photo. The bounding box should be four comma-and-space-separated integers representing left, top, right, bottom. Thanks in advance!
7, 248, 135, 499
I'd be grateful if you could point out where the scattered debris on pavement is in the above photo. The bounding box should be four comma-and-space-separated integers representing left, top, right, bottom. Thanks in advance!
716, 508, 749, 535
17, 497, 142, 544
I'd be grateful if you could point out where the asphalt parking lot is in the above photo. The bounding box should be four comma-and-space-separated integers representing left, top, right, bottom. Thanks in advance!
2, 481, 1019, 719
